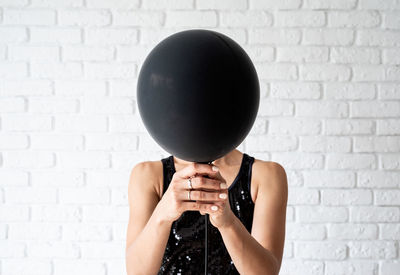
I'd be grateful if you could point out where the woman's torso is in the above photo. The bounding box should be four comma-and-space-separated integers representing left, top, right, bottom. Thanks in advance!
158, 153, 256, 275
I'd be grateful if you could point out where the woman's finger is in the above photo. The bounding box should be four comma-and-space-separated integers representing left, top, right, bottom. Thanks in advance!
182, 189, 228, 202
183, 175, 227, 191
175, 162, 222, 181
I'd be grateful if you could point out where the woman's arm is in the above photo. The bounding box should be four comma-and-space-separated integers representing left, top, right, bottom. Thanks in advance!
125, 162, 172, 275
218, 161, 288, 275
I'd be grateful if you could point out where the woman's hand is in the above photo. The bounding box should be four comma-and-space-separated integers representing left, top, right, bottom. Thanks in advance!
157, 162, 235, 229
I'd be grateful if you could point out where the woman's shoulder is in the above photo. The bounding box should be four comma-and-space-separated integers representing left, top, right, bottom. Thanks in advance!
129, 159, 164, 201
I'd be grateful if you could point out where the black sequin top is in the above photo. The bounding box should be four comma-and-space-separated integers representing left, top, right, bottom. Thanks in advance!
158, 153, 256, 275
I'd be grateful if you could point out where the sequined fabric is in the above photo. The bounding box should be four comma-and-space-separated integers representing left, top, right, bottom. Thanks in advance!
158, 153, 255, 275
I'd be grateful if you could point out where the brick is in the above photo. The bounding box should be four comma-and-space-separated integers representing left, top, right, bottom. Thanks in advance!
197, 0, 246, 10
1, 80, 52, 96
0, 97, 25, 113
328, 11, 380, 28
269, 118, 321, 135
351, 101, 400, 118
304, 171, 356, 188
59, 187, 110, 204
359, 0, 400, 9
386, 65, 400, 81
325, 119, 374, 135
327, 153, 376, 169
9, 45, 59, 61
287, 188, 319, 205
286, 223, 325, 240
0, 62, 28, 78
142, 0, 193, 10
358, 171, 400, 188
357, 30, 400, 46
55, 115, 107, 132
112, 151, 164, 169
3, 152, 54, 168
57, 152, 110, 169
325, 83, 375, 100
0, 27, 27, 42
296, 101, 348, 118
109, 80, 137, 97
53, 260, 106, 275
271, 152, 324, 169
30, 134, 83, 150
258, 63, 297, 80
31, 205, 82, 222
81, 97, 134, 114
62, 224, 111, 241
0, 0, 28, 6
300, 136, 351, 153
383, 11, 400, 29
84, 62, 136, 79
30, 27, 81, 43
8, 223, 61, 240
246, 134, 297, 152
296, 242, 347, 260
31, 170, 84, 187
381, 154, 400, 170
322, 189, 372, 205
55, 80, 107, 96
30, 0, 83, 7
0, 205, 29, 221
82, 205, 128, 222
330, 47, 380, 64
349, 241, 397, 259
111, 188, 128, 205
276, 11, 325, 27
27, 241, 80, 258
86, 170, 130, 188
300, 64, 351, 81
380, 262, 400, 275
354, 136, 400, 153
116, 45, 151, 62
249, 28, 301, 45
113, 11, 164, 26
109, 114, 145, 132
279, 260, 323, 275
326, 261, 377, 275
298, 206, 348, 222
377, 119, 400, 135
277, 46, 328, 63
383, 49, 400, 65
31, 62, 83, 79
0, 170, 28, 186
59, 10, 111, 26
28, 97, 78, 113
86, 0, 139, 9
0, 241, 25, 257
258, 99, 294, 116
271, 82, 321, 99
80, 242, 125, 258
3, 9, 55, 25
328, 224, 377, 240
2, 259, 52, 275
220, 11, 272, 27
303, 0, 357, 9
165, 11, 217, 27
5, 186, 56, 203
86, 134, 137, 151
250, 0, 301, 9
86, 28, 138, 45
303, 29, 354, 46
375, 190, 400, 206
380, 224, 400, 240
63, 46, 114, 61
350, 206, 399, 222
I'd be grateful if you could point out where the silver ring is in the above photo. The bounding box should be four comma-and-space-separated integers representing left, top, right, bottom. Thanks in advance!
187, 177, 193, 189
188, 190, 191, 200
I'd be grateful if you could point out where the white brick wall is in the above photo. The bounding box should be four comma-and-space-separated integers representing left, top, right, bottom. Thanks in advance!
0, 1, 399, 275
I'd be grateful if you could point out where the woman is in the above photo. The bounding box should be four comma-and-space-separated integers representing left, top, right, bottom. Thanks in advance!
125, 148, 288, 275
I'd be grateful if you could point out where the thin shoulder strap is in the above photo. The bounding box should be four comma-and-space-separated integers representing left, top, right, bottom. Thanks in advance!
247, 154, 255, 194
161, 156, 174, 196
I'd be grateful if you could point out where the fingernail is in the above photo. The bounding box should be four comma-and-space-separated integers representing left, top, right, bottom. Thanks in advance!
212, 165, 219, 172
211, 205, 218, 211
219, 193, 227, 199
220, 183, 228, 189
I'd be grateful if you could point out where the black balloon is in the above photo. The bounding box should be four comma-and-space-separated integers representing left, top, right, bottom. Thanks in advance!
137, 29, 260, 163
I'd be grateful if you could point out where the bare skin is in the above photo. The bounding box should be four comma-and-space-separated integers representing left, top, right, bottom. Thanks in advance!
125, 148, 287, 275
